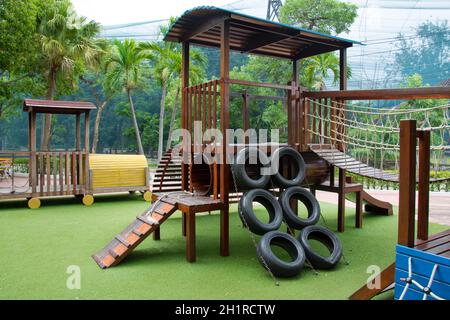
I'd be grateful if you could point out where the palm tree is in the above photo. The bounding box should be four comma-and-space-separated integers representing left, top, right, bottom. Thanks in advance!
105, 39, 146, 155
140, 21, 207, 160
38, 0, 104, 150
81, 56, 119, 153
139, 41, 173, 161
165, 53, 205, 152
303, 53, 340, 90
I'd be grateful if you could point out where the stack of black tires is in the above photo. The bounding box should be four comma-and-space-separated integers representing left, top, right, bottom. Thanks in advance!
235, 147, 343, 278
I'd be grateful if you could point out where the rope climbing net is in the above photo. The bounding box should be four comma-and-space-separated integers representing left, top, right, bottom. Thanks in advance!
399, 257, 444, 301
305, 97, 450, 189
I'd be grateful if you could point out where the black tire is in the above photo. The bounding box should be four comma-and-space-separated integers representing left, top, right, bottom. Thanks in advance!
233, 147, 270, 190
298, 225, 343, 270
270, 147, 306, 188
279, 187, 321, 230
257, 231, 305, 278
238, 189, 283, 235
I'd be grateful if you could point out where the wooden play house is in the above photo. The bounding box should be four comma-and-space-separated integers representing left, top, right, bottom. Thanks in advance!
0, 99, 151, 208
94, 6, 450, 269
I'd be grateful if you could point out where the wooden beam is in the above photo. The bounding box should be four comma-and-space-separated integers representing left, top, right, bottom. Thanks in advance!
242, 90, 250, 144
303, 86, 450, 100
29, 112, 37, 195
84, 111, 90, 194
398, 120, 417, 248
229, 79, 292, 90
181, 42, 190, 191
417, 130, 430, 241
180, 14, 230, 42
340, 48, 347, 91
220, 19, 230, 257
220, 20, 230, 205
349, 263, 396, 300
76, 114, 81, 151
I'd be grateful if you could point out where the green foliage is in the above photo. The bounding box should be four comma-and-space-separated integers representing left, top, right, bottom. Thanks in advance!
37, 0, 105, 96
280, 0, 358, 35
105, 39, 147, 92
0, 0, 39, 72
0, 0, 45, 124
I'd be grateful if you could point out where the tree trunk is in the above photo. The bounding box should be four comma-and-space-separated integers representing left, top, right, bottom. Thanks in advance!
91, 100, 107, 153
166, 85, 180, 151
127, 89, 144, 155
41, 68, 57, 151
157, 81, 167, 161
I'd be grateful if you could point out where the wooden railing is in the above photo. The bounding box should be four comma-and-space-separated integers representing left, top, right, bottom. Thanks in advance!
30, 151, 87, 196
185, 80, 220, 199
185, 80, 220, 146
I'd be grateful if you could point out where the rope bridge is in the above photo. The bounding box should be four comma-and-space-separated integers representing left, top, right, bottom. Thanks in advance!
305, 98, 450, 185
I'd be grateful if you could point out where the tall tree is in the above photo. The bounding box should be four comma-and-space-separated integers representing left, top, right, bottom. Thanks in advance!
105, 39, 147, 155
386, 20, 449, 86
0, 0, 43, 129
280, 0, 358, 35
302, 53, 350, 90
140, 21, 207, 159
37, 0, 104, 151
80, 43, 121, 153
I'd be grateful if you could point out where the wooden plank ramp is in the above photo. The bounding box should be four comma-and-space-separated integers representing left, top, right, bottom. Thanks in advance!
92, 199, 178, 269
310, 144, 399, 182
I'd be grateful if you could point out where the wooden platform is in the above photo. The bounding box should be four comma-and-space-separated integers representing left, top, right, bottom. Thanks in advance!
415, 229, 450, 258
350, 229, 450, 300
151, 192, 224, 213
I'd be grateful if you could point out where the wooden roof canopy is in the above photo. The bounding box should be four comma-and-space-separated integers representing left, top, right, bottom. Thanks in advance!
23, 99, 96, 115
164, 6, 360, 60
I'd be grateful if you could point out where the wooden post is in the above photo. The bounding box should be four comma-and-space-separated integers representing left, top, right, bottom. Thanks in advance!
289, 59, 299, 149
355, 190, 363, 228
76, 114, 81, 151
336, 48, 347, 232
219, 19, 230, 257
339, 49, 347, 92
29, 111, 37, 195
398, 120, 417, 247
337, 167, 346, 232
242, 90, 250, 144
417, 130, 430, 241
181, 42, 190, 192
186, 212, 196, 262
84, 111, 90, 194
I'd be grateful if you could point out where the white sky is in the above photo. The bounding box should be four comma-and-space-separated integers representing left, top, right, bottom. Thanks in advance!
72, 0, 233, 25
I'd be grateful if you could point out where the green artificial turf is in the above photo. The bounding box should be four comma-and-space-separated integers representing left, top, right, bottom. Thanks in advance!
0, 194, 447, 300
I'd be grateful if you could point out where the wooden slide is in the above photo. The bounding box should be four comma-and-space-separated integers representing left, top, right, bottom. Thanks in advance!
345, 190, 393, 216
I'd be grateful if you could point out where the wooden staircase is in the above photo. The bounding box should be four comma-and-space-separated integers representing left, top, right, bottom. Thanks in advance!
92, 199, 178, 269
151, 149, 184, 193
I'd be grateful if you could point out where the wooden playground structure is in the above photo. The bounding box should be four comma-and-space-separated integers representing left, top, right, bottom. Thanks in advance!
0, 99, 151, 208
94, 7, 450, 270
351, 120, 450, 300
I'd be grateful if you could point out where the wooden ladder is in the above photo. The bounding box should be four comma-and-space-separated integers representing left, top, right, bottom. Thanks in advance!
92, 199, 178, 269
